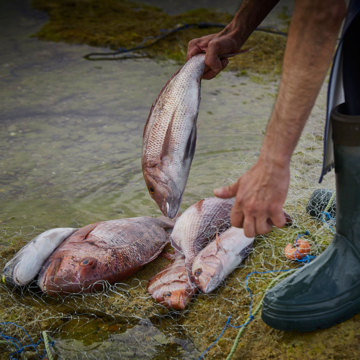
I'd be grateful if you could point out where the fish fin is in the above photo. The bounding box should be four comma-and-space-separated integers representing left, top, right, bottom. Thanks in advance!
215, 232, 227, 253
215, 233, 223, 250
160, 107, 178, 161
70, 222, 99, 242
183, 122, 197, 164
170, 237, 183, 253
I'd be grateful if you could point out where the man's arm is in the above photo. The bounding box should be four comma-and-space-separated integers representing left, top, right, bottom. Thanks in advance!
215, 0, 346, 237
187, 0, 280, 79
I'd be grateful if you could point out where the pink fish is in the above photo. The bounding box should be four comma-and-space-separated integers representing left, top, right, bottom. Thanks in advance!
37, 216, 174, 295
192, 227, 254, 293
147, 255, 196, 310
142, 54, 206, 218
170, 197, 234, 273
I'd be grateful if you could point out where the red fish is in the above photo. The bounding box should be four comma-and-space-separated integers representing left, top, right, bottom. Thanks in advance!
37, 216, 174, 295
147, 255, 196, 310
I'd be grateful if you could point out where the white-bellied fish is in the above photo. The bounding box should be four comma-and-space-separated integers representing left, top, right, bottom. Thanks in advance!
192, 227, 254, 293
142, 54, 206, 218
170, 197, 234, 273
2, 228, 77, 286
37, 216, 174, 295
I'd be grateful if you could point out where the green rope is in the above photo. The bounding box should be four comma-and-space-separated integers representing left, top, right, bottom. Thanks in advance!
226, 269, 296, 360
42, 331, 54, 360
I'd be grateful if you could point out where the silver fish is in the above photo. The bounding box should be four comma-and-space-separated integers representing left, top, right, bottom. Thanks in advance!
192, 227, 254, 293
2, 228, 77, 286
142, 54, 206, 218
170, 197, 234, 272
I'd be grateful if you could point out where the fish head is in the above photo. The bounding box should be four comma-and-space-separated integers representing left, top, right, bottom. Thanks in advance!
161, 289, 190, 310
143, 166, 182, 219
192, 255, 222, 294
38, 251, 103, 295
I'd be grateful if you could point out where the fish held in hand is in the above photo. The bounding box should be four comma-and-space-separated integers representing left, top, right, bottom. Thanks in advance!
37, 216, 174, 295
142, 54, 206, 218
2, 228, 77, 287
147, 255, 196, 310
170, 197, 234, 270
192, 227, 254, 293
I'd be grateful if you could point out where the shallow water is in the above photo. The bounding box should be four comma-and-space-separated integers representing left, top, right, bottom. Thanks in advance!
0, 1, 340, 359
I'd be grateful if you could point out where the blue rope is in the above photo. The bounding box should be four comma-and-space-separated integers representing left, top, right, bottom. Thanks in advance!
0, 321, 53, 359
292, 231, 316, 264
197, 268, 295, 359
321, 211, 336, 234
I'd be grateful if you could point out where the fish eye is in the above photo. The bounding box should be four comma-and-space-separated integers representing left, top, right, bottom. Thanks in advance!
164, 291, 172, 297
149, 187, 155, 194
80, 258, 93, 266
194, 268, 202, 277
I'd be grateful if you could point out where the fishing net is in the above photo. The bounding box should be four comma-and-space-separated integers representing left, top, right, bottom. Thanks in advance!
0, 78, 344, 360
3, 1, 358, 359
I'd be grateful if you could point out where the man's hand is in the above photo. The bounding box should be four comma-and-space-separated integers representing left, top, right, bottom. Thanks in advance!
214, 158, 289, 237
186, 32, 240, 79
186, 0, 280, 79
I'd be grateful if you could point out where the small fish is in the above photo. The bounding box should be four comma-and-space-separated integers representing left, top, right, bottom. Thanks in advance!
170, 197, 234, 272
37, 216, 174, 295
192, 227, 254, 293
2, 228, 77, 287
142, 54, 206, 218
147, 255, 196, 310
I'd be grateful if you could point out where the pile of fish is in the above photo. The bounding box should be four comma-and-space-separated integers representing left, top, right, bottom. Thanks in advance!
3, 56, 267, 308
2, 198, 255, 310
147, 198, 255, 309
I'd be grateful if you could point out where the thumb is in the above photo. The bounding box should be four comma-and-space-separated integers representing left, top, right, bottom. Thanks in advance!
214, 181, 238, 198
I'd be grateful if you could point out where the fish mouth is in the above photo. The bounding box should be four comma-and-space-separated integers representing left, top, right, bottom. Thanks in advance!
2, 264, 16, 287
162, 191, 182, 219
164, 200, 180, 219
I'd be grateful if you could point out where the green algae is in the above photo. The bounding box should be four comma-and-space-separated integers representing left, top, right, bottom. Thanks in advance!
31, 0, 287, 75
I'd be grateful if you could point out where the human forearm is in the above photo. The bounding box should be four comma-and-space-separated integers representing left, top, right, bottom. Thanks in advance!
220, 0, 280, 45
214, 0, 346, 237
260, 0, 346, 166
187, 0, 279, 79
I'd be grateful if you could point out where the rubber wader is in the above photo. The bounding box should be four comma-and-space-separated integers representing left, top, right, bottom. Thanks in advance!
261, 11, 360, 331
261, 104, 360, 331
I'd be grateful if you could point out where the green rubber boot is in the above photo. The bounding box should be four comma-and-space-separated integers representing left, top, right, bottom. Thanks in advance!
261, 104, 360, 331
